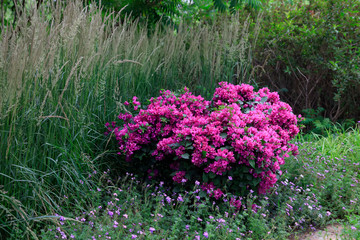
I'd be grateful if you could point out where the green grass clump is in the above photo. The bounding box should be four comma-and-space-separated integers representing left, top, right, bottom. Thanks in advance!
0, 1, 256, 238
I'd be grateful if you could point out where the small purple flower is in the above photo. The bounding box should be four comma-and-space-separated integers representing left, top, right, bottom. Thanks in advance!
131, 235, 137, 239
351, 226, 357, 230
177, 195, 184, 202
123, 214, 128, 218
185, 225, 190, 230
195, 180, 200, 186
195, 236, 200, 240
326, 211, 331, 216
108, 211, 113, 217
228, 176, 233, 181
149, 227, 155, 233
59, 216, 65, 221
203, 232, 209, 238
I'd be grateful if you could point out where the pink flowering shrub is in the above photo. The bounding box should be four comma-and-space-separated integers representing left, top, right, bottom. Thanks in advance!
107, 82, 300, 204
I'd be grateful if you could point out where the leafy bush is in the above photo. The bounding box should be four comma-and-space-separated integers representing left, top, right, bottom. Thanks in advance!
254, 0, 360, 122
107, 82, 300, 203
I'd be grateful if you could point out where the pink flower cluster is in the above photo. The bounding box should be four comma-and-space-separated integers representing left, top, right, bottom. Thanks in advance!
108, 82, 300, 199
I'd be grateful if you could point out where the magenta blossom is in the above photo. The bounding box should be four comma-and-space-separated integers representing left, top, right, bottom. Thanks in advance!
109, 82, 300, 201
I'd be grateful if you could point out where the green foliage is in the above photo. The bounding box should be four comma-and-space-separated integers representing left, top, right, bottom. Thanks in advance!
254, 0, 360, 122
342, 214, 360, 239
300, 107, 356, 136
1, 0, 360, 238
93, 0, 182, 25
38, 128, 360, 239
213, 0, 263, 12
0, 1, 255, 238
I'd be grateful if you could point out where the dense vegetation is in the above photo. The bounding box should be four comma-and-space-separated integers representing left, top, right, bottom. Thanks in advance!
0, 0, 359, 239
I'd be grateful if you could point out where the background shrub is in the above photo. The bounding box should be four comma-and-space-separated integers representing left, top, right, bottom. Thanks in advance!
254, 0, 360, 123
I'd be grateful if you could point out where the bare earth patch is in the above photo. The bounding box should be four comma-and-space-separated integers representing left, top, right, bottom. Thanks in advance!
289, 224, 349, 240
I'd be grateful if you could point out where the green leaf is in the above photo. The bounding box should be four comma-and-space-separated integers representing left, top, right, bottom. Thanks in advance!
251, 178, 261, 186
220, 146, 230, 150
202, 173, 209, 182
229, 0, 239, 14
220, 133, 227, 139
169, 142, 181, 148
260, 96, 268, 104
213, 0, 227, 12
249, 159, 256, 168
213, 177, 221, 186
199, 191, 207, 198
181, 153, 190, 159
208, 172, 217, 179
202, 150, 207, 158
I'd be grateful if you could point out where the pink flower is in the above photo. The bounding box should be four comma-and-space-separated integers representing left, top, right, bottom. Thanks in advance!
213, 188, 224, 200
110, 82, 299, 201
172, 171, 187, 183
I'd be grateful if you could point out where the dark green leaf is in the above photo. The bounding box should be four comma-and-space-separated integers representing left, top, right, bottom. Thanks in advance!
220, 133, 227, 139
251, 178, 261, 186
213, 0, 227, 12
213, 177, 221, 186
181, 153, 190, 159
249, 159, 256, 168
199, 191, 207, 198
202, 173, 209, 182
208, 172, 217, 179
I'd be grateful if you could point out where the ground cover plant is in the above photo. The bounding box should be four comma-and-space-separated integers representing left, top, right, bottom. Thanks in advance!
38, 126, 360, 239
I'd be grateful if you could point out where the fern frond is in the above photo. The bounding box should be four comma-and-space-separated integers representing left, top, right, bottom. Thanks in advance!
229, 0, 240, 14
213, 0, 227, 12
246, 0, 262, 9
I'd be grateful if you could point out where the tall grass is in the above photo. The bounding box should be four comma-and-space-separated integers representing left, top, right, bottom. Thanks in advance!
0, 1, 257, 238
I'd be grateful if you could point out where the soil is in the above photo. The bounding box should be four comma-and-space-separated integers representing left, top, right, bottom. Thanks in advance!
289, 224, 348, 240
